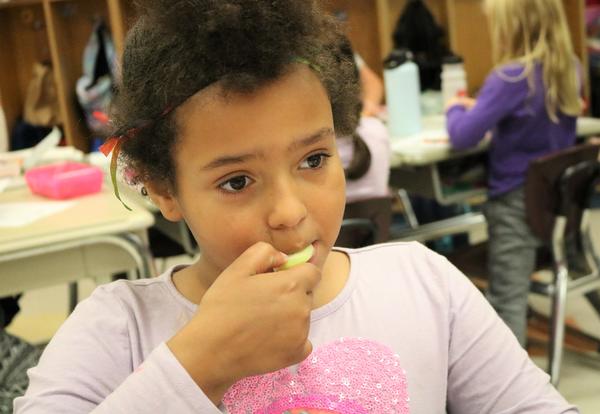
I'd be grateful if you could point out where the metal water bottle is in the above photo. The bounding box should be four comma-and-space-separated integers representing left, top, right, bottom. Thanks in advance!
384, 49, 421, 137
441, 55, 468, 103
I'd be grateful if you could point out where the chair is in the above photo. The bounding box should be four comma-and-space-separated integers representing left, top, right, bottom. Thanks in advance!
448, 143, 600, 386
525, 144, 600, 385
335, 197, 393, 248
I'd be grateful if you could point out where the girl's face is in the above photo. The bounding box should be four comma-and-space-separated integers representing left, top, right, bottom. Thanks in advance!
152, 65, 346, 278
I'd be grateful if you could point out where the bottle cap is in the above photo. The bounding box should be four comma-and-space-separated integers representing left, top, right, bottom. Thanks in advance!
384, 49, 414, 69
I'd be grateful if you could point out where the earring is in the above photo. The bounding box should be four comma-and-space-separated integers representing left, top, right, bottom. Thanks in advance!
141, 186, 148, 196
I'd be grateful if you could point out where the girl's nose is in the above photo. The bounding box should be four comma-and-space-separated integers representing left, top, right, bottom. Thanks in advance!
267, 184, 308, 230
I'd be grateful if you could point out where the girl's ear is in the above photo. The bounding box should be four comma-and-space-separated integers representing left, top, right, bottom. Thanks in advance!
144, 181, 184, 222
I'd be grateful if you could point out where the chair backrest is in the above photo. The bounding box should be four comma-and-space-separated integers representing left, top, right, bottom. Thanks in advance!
525, 144, 599, 242
335, 197, 392, 248
559, 160, 600, 215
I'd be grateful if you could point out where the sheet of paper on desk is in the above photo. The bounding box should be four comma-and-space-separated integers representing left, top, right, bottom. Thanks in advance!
0, 201, 74, 228
0, 178, 11, 193
391, 129, 449, 150
413, 129, 448, 142
0, 176, 26, 193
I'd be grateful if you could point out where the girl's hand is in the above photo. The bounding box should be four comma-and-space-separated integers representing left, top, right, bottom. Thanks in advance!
445, 96, 476, 112
167, 241, 321, 405
361, 100, 382, 117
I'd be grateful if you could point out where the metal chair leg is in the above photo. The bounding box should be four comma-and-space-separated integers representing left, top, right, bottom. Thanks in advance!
548, 216, 568, 386
397, 188, 419, 229
548, 263, 568, 386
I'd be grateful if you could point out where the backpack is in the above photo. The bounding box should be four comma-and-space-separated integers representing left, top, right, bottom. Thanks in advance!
75, 21, 117, 136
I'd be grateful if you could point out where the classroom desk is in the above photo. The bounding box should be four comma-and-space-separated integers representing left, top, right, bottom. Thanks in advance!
0, 186, 155, 298
389, 115, 600, 205
390, 115, 600, 167
388, 116, 600, 242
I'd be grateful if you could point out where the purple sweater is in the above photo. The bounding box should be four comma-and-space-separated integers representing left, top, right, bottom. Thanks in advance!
446, 64, 577, 198
15, 242, 577, 413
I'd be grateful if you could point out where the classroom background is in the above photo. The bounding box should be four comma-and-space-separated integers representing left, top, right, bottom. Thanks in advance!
1, 0, 600, 412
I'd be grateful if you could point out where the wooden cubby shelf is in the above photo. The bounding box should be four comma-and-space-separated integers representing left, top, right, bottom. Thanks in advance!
0, 0, 132, 151
325, 0, 588, 96
0, 0, 589, 151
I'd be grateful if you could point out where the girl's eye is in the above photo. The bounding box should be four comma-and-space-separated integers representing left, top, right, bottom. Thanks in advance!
219, 175, 253, 193
300, 153, 331, 170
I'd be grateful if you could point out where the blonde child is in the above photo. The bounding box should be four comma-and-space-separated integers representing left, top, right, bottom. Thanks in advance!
16, 1, 577, 412
445, 0, 582, 347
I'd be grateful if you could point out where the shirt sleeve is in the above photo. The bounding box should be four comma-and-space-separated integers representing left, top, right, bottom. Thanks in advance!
442, 256, 579, 413
446, 67, 528, 150
13, 288, 221, 414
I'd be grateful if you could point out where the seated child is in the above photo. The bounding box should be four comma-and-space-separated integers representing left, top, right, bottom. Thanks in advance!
337, 115, 390, 203
335, 37, 390, 203
16, 1, 578, 413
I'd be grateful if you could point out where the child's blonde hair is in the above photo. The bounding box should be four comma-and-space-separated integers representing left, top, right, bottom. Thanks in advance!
484, 0, 581, 121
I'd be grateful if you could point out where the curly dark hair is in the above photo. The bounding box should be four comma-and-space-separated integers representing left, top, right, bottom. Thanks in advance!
111, 0, 361, 191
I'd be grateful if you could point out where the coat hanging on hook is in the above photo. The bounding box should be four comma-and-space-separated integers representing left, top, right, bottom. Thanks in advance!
392, 0, 450, 90
75, 20, 117, 137
23, 62, 60, 127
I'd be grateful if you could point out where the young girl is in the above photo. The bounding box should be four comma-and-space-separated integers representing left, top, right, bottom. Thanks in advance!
16, 1, 576, 413
338, 115, 390, 203
336, 40, 391, 203
445, 0, 582, 347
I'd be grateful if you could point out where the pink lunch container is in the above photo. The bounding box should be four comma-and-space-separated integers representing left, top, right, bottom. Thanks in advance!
24, 162, 103, 200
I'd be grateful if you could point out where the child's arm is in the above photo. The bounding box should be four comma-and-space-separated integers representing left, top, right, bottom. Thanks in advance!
14, 242, 319, 413
359, 63, 384, 117
167, 242, 320, 405
13, 288, 223, 413
445, 96, 476, 112
445, 68, 529, 150
442, 258, 579, 413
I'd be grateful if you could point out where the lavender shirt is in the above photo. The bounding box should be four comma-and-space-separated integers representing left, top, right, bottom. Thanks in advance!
446, 64, 577, 198
15, 242, 577, 413
338, 116, 391, 203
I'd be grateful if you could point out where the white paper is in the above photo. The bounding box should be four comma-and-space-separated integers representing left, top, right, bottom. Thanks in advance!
0, 178, 10, 193
0, 201, 74, 227
23, 127, 62, 170
0, 176, 26, 193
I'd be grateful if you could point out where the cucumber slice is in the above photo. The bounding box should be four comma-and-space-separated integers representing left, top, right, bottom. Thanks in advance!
276, 244, 314, 271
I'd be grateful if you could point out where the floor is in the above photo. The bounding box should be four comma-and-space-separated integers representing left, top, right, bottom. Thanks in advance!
532, 351, 600, 413
7, 215, 600, 412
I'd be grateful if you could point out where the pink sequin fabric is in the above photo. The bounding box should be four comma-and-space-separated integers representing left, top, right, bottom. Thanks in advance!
223, 337, 410, 414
